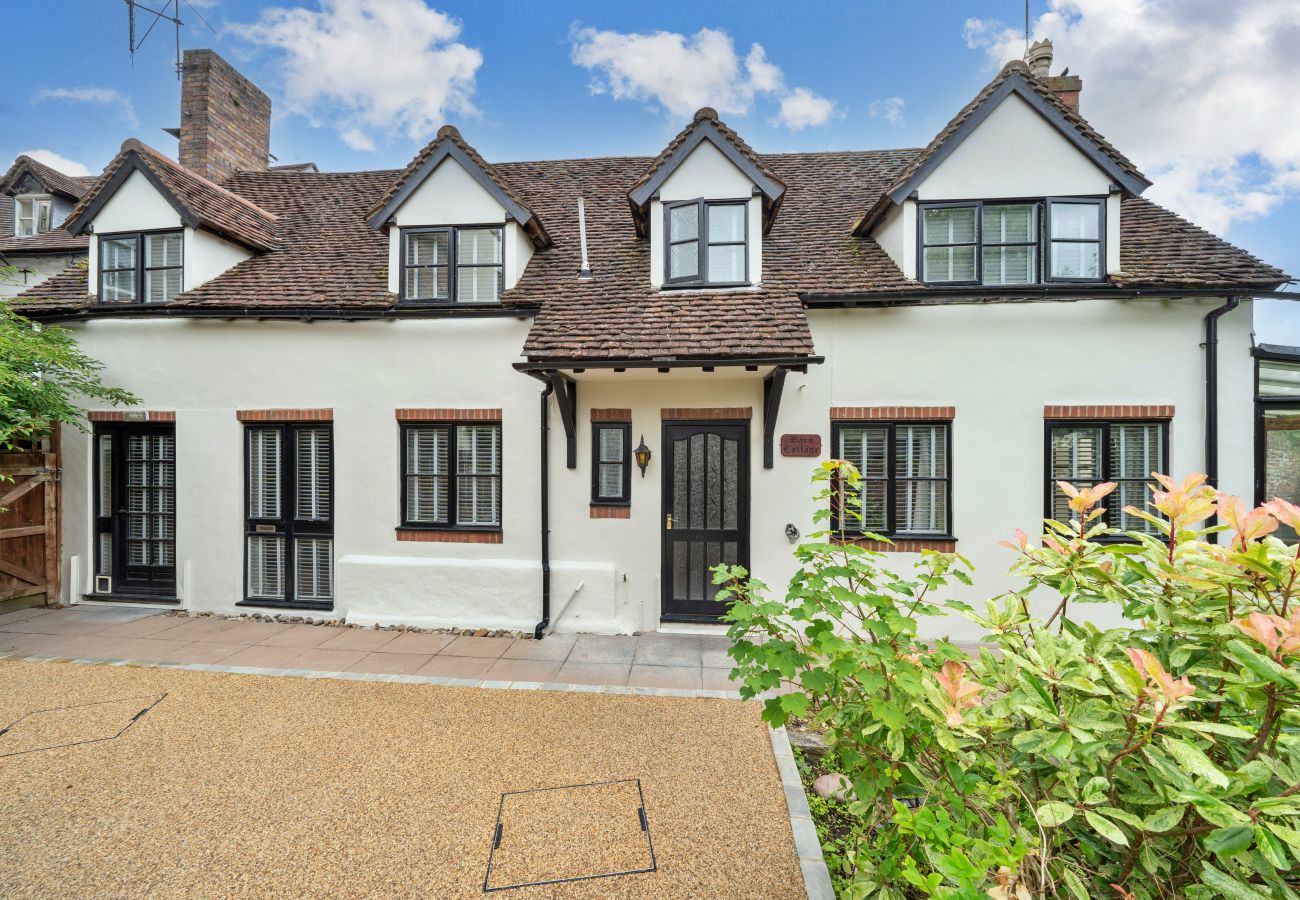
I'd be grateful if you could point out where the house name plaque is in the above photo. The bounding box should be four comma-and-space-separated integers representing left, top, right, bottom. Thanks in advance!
780, 434, 822, 457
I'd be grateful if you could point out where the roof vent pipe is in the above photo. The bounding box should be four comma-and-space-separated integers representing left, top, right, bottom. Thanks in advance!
577, 196, 592, 280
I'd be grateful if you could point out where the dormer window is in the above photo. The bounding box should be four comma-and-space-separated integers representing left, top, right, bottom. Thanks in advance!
401, 226, 503, 304
919, 198, 1104, 286
99, 231, 183, 304
664, 199, 748, 287
15, 194, 53, 236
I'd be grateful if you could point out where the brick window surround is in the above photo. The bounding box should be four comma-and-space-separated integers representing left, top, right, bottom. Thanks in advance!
590, 505, 631, 519
660, 407, 752, 420
1044, 405, 1174, 420
591, 408, 632, 422
88, 410, 175, 422
835, 536, 957, 553
396, 528, 503, 544
396, 408, 501, 422
237, 408, 332, 422
830, 406, 956, 421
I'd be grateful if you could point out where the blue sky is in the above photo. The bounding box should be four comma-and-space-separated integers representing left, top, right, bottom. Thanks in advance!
6, 0, 1298, 337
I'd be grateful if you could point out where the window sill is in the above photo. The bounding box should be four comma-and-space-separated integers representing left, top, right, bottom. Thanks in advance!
396, 300, 503, 308
396, 527, 503, 544
237, 599, 335, 612
833, 535, 957, 553
658, 282, 755, 293
589, 504, 630, 519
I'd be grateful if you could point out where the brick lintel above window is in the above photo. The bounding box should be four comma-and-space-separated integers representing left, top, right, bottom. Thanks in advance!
831, 406, 955, 421
396, 408, 501, 422
1044, 404, 1173, 420
237, 408, 333, 422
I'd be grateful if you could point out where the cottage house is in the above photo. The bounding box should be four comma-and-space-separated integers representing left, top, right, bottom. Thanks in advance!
11, 46, 1288, 639
0, 155, 96, 298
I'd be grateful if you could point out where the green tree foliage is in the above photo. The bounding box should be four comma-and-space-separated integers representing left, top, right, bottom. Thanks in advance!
0, 275, 136, 450
719, 463, 1300, 898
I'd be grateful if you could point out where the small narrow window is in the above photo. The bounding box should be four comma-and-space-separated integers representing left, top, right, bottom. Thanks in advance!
592, 422, 631, 505
99, 231, 183, 304
664, 199, 749, 286
401, 226, 503, 304
15, 195, 52, 237
245, 423, 333, 606
400, 421, 502, 529
1046, 419, 1166, 535
1047, 199, 1104, 281
832, 421, 952, 537
921, 205, 978, 283
981, 203, 1037, 285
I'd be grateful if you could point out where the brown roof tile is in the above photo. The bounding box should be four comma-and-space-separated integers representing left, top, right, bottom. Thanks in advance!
1, 154, 93, 200
1116, 197, 1287, 287
66, 139, 279, 251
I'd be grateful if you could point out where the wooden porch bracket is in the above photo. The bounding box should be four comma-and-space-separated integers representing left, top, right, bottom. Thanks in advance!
762, 368, 788, 469
548, 372, 578, 469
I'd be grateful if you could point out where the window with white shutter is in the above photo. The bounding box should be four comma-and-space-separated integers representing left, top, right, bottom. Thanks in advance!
400, 226, 503, 304
99, 230, 183, 304
918, 198, 1104, 286
1046, 419, 1167, 536
400, 421, 502, 530
591, 422, 631, 505
832, 420, 953, 538
245, 423, 333, 606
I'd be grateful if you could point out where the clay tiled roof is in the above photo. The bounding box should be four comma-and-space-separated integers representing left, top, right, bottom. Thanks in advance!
1115, 197, 1287, 287
0, 223, 89, 255
7, 266, 92, 311
67, 139, 279, 252
0, 154, 93, 200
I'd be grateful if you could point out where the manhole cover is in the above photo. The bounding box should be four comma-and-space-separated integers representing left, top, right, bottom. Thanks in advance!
0, 694, 166, 758
483, 779, 656, 892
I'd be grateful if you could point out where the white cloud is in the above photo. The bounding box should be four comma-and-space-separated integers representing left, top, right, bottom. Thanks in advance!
868, 97, 905, 125
229, 0, 482, 151
963, 0, 1300, 235
15, 149, 92, 177
33, 87, 138, 128
570, 25, 837, 130
777, 88, 837, 130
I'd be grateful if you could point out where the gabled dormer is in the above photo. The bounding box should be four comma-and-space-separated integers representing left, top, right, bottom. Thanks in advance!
64, 139, 277, 304
858, 51, 1151, 287
1, 154, 90, 237
629, 108, 785, 290
368, 126, 549, 305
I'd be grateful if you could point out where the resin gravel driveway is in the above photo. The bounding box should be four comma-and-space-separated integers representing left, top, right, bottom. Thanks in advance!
0, 658, 803, 898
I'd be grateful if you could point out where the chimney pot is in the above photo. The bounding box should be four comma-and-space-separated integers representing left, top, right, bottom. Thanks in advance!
1025, 38, 1053, 78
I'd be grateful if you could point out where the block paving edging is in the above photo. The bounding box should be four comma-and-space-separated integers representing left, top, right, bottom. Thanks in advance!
0, 649, 829, 899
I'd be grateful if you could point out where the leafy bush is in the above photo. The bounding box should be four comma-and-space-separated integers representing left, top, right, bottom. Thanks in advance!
719, 462, 1300, 898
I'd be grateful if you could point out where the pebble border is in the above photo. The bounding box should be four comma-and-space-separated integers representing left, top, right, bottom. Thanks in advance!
0, 650, 829, 900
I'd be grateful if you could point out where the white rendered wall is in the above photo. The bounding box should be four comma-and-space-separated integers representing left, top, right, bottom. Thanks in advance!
186, 229, 252, 291
649, 139, 762, 287
0, 252, 85, 299
385, 157, 534, 294
59, 298, 1254, 639
874, 200, 917, 280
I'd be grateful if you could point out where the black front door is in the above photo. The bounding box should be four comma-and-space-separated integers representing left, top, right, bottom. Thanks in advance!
661, 422, 749, 621
93, 423, 177, 597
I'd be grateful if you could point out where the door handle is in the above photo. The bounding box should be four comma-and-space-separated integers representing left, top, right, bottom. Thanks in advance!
665, 513, 673, 530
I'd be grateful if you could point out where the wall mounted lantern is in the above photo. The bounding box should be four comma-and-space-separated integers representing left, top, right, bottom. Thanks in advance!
634, 434, 652, 477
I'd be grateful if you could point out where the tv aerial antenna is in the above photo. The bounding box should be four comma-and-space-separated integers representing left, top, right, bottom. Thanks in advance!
124, 0, 217, 79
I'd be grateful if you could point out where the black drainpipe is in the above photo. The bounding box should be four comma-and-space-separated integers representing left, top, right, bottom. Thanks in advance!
534, 381, 554, 639
1204, 296, 1241, 541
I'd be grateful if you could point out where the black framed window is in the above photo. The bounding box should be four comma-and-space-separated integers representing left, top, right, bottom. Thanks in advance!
592, 422, 631, 505
1256, 356, 1300, 543
99, 230, 183, 304
400, 422, 502, 529
919, 198, 1104, 286
400, 226, 503, 304
244, 423, 333, 607
664, 199, 748, 286
831, 421, 952, 538
1046, 419, 1167, 535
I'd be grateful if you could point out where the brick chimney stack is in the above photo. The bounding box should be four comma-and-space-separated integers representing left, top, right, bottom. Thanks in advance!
178, 49, 271, 182
1024, 38, 1083, 112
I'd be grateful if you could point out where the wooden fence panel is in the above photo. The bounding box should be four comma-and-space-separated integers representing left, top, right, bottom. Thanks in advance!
0, 441, 60, 606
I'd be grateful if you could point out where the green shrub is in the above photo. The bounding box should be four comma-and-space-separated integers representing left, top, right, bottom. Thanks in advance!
719, 463, 1300, 898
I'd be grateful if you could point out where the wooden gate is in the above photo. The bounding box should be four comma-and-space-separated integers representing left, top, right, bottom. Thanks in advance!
0, 438, 60, 608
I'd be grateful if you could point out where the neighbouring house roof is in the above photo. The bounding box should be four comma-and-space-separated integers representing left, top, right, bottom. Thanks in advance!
0, 156, 95, 258
626, 107, 787, 237
366, 125, 550, 248
855, 61, 1151, 235
64, 139, 279, 252
11, 86, 1288, 360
